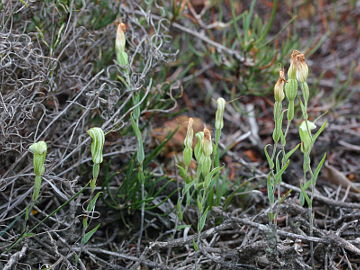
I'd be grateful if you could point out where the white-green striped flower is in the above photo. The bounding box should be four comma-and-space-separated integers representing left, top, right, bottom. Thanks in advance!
215, 98, 226, 130
183, 118, 194, 168
87, 127, 105, 164
29, 141, 47, 176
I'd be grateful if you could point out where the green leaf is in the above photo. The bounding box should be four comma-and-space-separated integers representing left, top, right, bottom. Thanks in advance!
81, 224, 100, 245
196, 197, 203, 215
193, 240, 199, 251
299, 99, 307, 116
274, 161, 290, 184
284, 143, 300, 161
177, 165, 192, 183
184, 182, 194, 194
310, 153, 327, 185
23, 232, 35, 238
256, 0, 278, 44
197, 208, 209, 232
300, 186, 312, 207
82, 216, 88, 230
264, 144, 274, 169
303, 179, 312, 191
130, 114, 144, 164
176, 200, 183, 221
268, 212, 275, 222
204, 166, 223, 188
312, 121, 327, 144
177, 224, 191, 230
267, 175, 275, 204
86, 192, 102, 212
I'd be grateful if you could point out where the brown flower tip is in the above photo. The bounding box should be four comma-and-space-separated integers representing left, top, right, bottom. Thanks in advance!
291, 50, 302, 59
288, 50, 308, 82
293, 52, 308, 82
203, 128, 211, 141
279, 68, 286, 82
188, 118, 193, 129
114, 20, 127, 31
202, 128, 213, 156
119, 23, 127, 32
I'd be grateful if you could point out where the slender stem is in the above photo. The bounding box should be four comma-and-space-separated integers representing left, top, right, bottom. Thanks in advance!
137, 163, 145, 254
308, 163, 315, 269
214, 128, 221, 168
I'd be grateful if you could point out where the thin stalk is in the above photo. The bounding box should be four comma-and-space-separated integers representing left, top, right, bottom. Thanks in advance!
268, 142, 278, 225
308, 159, 315, 269
137, 163, 145, 254
214, 128, 221, 168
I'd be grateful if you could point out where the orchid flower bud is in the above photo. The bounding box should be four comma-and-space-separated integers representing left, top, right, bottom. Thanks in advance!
294, 53, 309, 83
199, 128, 213, 176
184, 118, 194, 149
29, 141, 47, 202
215, 98, 226, 130
194, 131, 204, 162
115, 23, 128, 66
288, 50, 309, 83
288, 50, 301, 80
87, 127, 105, 164
202, 128, 213, 157
183, 118, 194, 168
274, 69, 286, 102
29, 141, 47, 176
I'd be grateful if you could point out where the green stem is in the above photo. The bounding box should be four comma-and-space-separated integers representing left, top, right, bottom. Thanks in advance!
137, 163, 145, 254
91, 163, 100, 193
32, 175, 42, 202
214, 128, 221, 168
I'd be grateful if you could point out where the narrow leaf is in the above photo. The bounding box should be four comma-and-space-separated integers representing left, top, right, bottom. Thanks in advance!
81, 224, 100, 245
310, 153, 327, 185
264, 144, 274, 169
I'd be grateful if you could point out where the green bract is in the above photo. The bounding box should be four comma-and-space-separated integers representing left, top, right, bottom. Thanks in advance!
183, 147, 192, 169
87, 127, 105, 164
194, 132, 204, 162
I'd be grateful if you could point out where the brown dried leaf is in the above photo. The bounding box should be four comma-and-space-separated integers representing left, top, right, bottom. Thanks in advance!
323, 163, 360, 193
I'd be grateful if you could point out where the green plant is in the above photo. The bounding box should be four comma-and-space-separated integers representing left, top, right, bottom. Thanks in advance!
87, 127, 105, 192
264, 50, 327, 267
82, 127, 105, 244
265, 68, 299, 225
25, 141, 48, 225
177, 98, 227, 236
